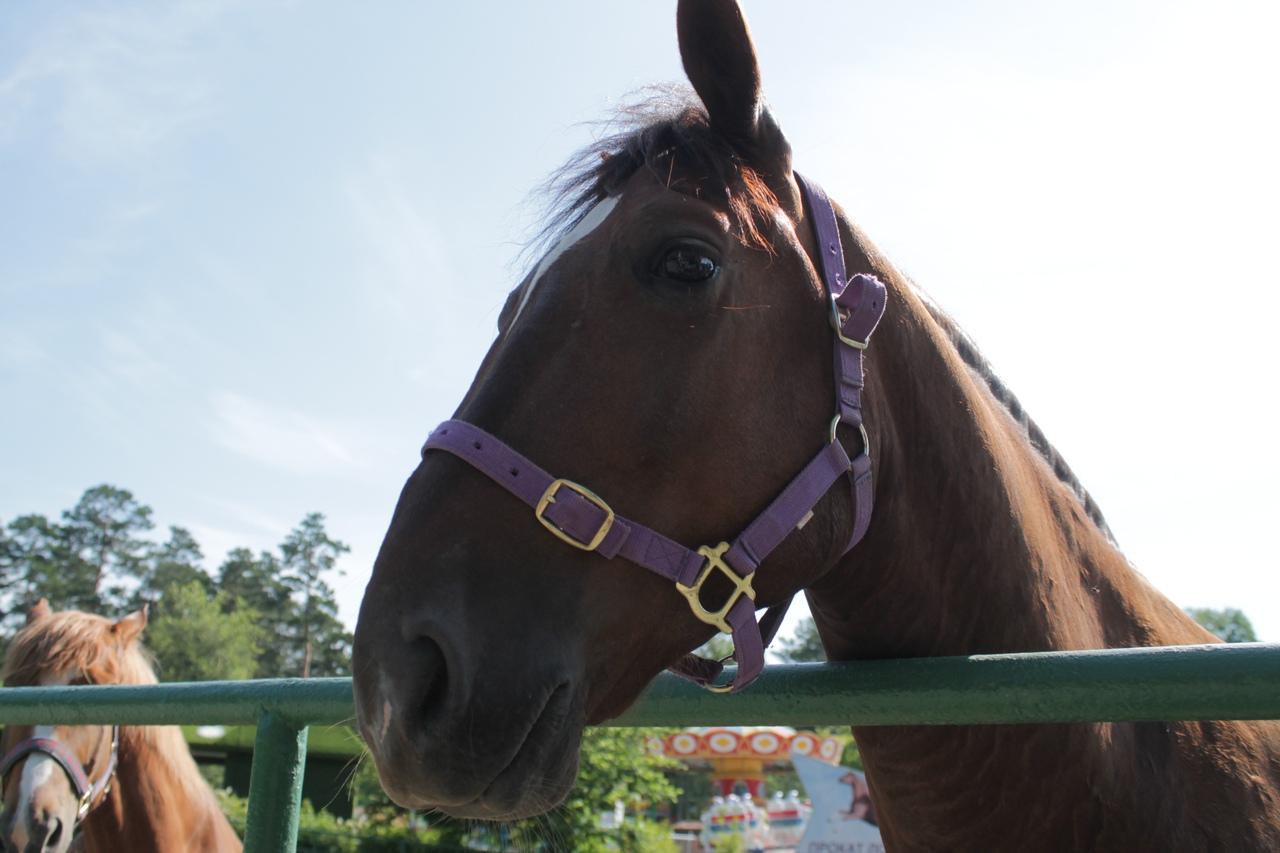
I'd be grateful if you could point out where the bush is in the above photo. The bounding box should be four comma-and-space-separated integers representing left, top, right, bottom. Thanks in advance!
215, 788, 683, 852
619, 819, 680, 853
215, 790, 470, 853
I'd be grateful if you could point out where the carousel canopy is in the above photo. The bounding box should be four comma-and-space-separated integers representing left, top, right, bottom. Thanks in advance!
648, 727, 844, 767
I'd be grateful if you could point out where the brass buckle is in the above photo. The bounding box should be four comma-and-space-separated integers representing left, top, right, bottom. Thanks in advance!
534, 478, 615, 551
675, 542, 756, 635
829, 293, 868, 349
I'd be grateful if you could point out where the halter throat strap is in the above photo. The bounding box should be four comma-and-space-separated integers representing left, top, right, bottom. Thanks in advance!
0, 726, 119, 822
421, 173, 885, 692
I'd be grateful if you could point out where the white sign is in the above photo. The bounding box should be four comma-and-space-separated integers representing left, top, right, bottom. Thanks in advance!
793, 754, 884, 853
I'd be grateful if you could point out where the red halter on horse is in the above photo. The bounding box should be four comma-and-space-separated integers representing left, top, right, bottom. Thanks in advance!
353, 1, 1280, 849
0, 724, 118, 827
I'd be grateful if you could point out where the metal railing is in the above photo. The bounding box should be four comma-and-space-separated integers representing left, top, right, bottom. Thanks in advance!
3, 642, 1280, 852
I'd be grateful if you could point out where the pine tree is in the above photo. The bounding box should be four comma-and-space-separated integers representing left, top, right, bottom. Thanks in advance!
137, 526, 213, 606
279, 514, 352, 678
59, 485, 154, 608
0, 521, 20, 635
1, 514, 99, 628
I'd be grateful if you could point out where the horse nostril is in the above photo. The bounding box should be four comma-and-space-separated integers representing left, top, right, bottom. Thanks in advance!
409, 634, 450, 720
45, 817, 62, 851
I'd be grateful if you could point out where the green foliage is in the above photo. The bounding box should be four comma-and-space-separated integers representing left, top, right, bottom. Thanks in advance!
2, 513, 99, 625
775, 616, 825, 663
840, 735, 863, 769
215, 789, 473, 852
218, 548, 293, 677
1186, 607, 1258, 643
508, 728, 683, 851
618, 819, 680, 853
695, 633, 734, 662
0, 486, 357, 680
0, 523, 14, 595
350, 755, 406, 827
146, 582, 265, 681
359, 729, 684, 851
711, 834, 746, 853
394, 729, 684, 851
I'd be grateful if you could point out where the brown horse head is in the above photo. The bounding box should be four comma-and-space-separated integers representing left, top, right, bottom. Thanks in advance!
354, 0, 866, 819
354, 1, 1280, 846
1, 600, 147, 853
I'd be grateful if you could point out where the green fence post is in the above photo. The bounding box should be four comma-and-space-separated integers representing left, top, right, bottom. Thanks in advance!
244, 710, 309, 853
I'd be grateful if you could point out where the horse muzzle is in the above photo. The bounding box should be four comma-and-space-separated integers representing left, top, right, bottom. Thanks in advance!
2, 795, 75, 853
353, 589, 585, 819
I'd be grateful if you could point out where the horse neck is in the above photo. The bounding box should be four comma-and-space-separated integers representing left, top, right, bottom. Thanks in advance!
803, 225, 1228, 848
79, 726, 241, 853
809, 235, 1209, 659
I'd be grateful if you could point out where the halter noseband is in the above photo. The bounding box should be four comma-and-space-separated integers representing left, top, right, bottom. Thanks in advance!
0, 725, 119, 823
421, 173, 886, 692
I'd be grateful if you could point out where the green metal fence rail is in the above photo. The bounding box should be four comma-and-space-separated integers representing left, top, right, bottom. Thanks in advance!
3, 642, 1280, 852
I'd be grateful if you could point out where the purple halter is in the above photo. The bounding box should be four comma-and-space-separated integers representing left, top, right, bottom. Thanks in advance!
0, 726, 119, 822
422, 174, 886, 692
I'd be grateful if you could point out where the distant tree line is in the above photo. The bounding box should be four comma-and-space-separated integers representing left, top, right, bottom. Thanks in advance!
0, 484, 352, 681
1185, 607, 1257, 643
769, 605, 1258, 668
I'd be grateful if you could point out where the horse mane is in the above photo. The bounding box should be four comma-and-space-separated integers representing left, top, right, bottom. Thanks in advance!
530, 90, 1116, 547
529, 87, 779, 266
3, 610, 158, 688
2, 609, 223, 812
917, 292, 1117, 544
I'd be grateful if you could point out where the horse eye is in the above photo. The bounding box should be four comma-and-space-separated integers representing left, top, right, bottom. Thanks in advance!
655, 244, 719, 283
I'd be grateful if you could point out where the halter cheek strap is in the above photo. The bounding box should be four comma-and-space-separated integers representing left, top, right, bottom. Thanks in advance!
421, 174, 886, 692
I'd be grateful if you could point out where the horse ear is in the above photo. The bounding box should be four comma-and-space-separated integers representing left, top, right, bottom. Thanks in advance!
112, 605, 148, 645
26, 598, 51, 624
677, 0, 790, 167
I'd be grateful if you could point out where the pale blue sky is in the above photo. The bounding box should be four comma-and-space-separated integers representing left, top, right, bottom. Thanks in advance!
2, 1, 1277, 642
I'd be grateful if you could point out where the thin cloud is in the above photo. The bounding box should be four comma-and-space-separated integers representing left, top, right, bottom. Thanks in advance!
208, 391, 358, 475
344, 149, 456, 319
343, 149, 496, 398
201, 498, 293, 540
0, 1, 242, 164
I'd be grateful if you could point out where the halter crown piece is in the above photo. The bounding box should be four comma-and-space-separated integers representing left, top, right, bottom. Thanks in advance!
422, 173, 886, 692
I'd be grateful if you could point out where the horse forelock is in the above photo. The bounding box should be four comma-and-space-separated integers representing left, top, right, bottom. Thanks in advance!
525, 86, 781, 274
913, 284, 1118, 545
2, 610, 158, 688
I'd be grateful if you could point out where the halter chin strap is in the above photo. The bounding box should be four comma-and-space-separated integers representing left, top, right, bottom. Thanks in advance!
421, 173, 885, 692
0, 726, 119, 822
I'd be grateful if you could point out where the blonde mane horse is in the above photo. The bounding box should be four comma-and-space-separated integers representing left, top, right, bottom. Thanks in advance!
1, 600, 241, 853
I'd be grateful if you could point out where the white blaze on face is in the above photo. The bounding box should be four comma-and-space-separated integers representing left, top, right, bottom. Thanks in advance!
12, 672, 74, 835
15, 726, 58, 823
507, 195, 620, 333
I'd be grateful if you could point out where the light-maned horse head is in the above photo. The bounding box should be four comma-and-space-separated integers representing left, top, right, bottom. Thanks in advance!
354, 0, 1280, 846
1, 601, 241, 853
